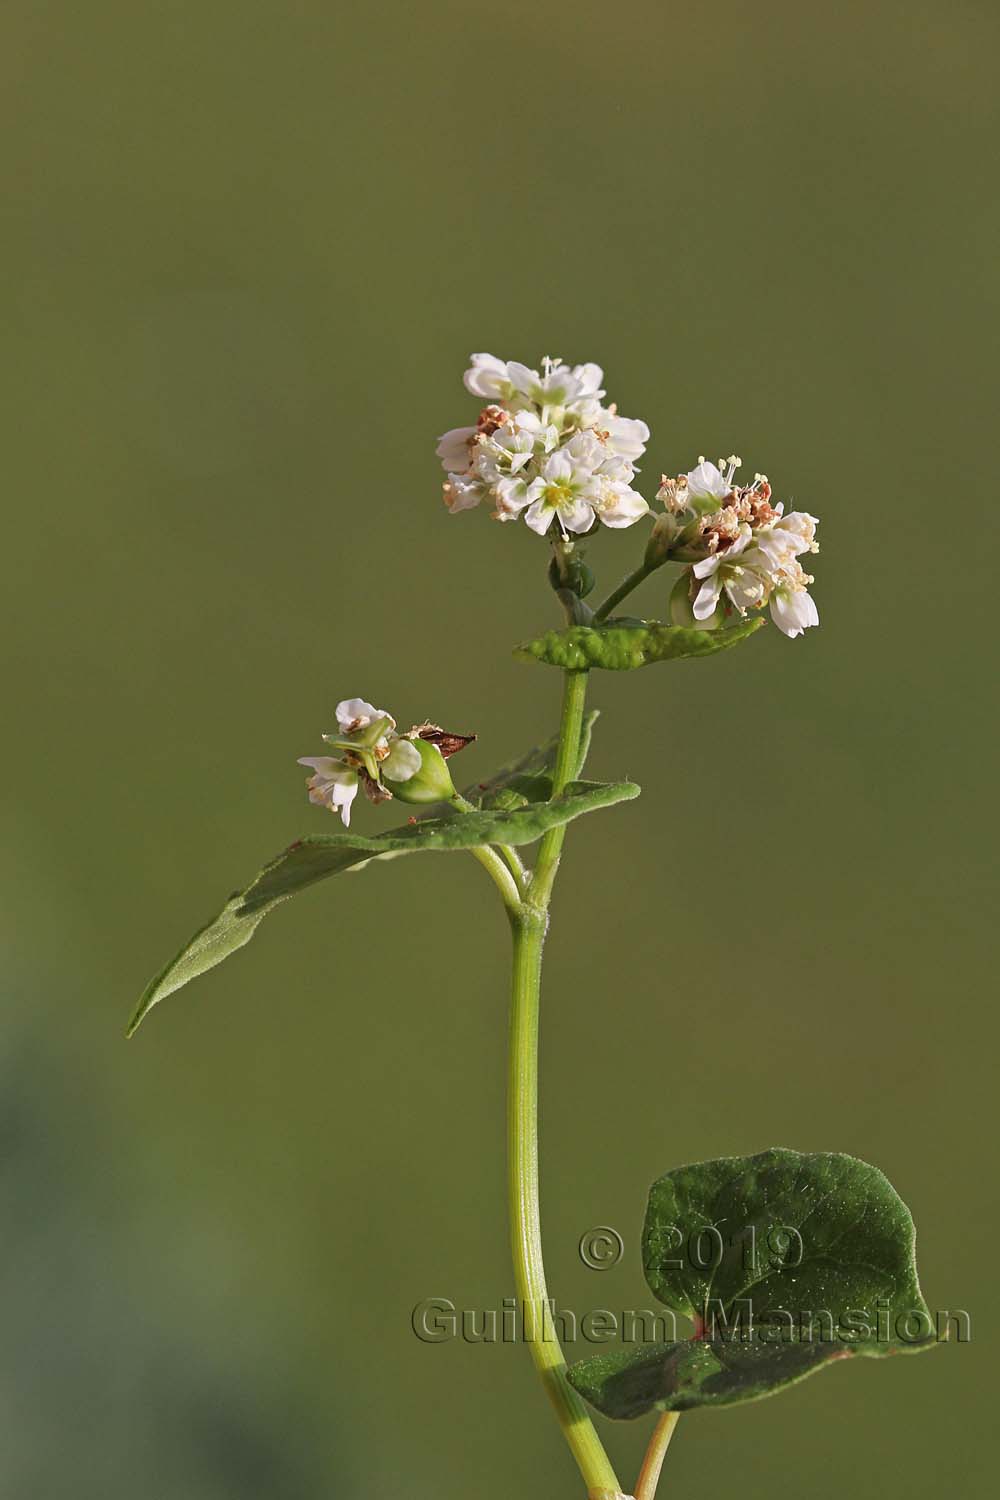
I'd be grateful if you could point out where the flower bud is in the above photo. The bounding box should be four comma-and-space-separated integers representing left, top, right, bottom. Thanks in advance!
382, 737, 457, 804
646, 514, 680, 564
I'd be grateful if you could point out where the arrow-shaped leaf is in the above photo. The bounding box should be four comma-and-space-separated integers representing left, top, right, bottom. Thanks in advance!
128, 777, 639, 1036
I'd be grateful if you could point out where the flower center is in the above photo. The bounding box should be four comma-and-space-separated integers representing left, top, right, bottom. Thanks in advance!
544, 481, 575, 510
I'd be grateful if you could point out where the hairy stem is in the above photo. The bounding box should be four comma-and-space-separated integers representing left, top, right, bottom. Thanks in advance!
635, 1413, 680, 1500
507, 668, 623, 1498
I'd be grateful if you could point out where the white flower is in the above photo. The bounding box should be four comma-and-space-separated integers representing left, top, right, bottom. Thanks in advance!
493, 474, 535, 520
603, 414, 650, 463
768, 561, 820, 638
685, 459, 733, 506
691, 530, 819, 639
463, 353, 512, 400
298, 698, 428, 826
691, 529, 768, 620
754, 510, 819, 569
507, 358, 582, 407
436, 426, 477, 474
334, 698, 393, 736
297, 757, 360, 826
474, 412, 556, 484
569, 362, 605, 401
520, 450, 598, 535
443, 471, 488, 512
587, 453, 650, 529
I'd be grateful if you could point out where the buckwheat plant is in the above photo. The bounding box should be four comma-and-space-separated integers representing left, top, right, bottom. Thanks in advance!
130, 355, 934, 1500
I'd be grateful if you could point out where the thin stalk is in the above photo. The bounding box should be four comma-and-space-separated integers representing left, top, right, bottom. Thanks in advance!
466, 843, 522, 913
592, 557, 664, 623
451, 793, 528, 898
635, 1413, 680, 1500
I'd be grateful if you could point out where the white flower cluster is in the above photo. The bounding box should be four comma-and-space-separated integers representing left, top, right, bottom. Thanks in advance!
438, 354, 650, 536
298, 698, 421, 827
659, 458, 820, 639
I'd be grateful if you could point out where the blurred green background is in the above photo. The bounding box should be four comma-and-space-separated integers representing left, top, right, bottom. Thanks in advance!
2, 1, 995, 1495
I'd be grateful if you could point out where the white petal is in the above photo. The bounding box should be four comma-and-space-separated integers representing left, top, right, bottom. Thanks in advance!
542, 451, 573, 483
564, 429, 604, 471
435, 426, 476, 473
692, 555, 721, 581
495, 476, 532, 514
383, 738, 422, 782
604, 415, 650, 462
774, 511, 819, 552
297, 755, 342, 774
770, 588, 819, 638
686, 460, 730, 501
523, 497, 556, 535
725, 567, 767, 612
571, 362, 605, 397
597, 487, 649, 528
560, 497, 596, 534
692, 574, 724, 619
331, 777, 359, 826
335, 699, 386, 732
443, 473, 485, 512
506, 361, 540, 398
463, 353, 509, 398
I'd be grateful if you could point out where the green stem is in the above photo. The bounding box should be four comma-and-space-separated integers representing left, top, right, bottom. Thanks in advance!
592, 556, 663, 623
506, 668, 622, 1498
451, 793, 528, 898
466, 843, 522, 913
508, 907, 621, 1498
530, 669, 588, 910
635, 1413, 680, 1500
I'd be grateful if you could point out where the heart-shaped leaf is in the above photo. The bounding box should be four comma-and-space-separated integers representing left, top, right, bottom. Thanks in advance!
567, 1148, 935, 1418
127, 777, 638, 1036
513, 619, 763, 671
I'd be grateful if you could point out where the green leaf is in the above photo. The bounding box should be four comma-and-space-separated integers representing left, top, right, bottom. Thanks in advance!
566, 1148, 935, 1418
513, 618, 764, 671
127, 776, 638, 1036
567, 1335, 856, 1419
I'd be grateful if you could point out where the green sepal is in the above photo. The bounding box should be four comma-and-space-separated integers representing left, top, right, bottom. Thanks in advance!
513, 618, 764, 670
127, 777, 638, 1036
383, 739, 456, 804
566, 1147, 935, 1419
